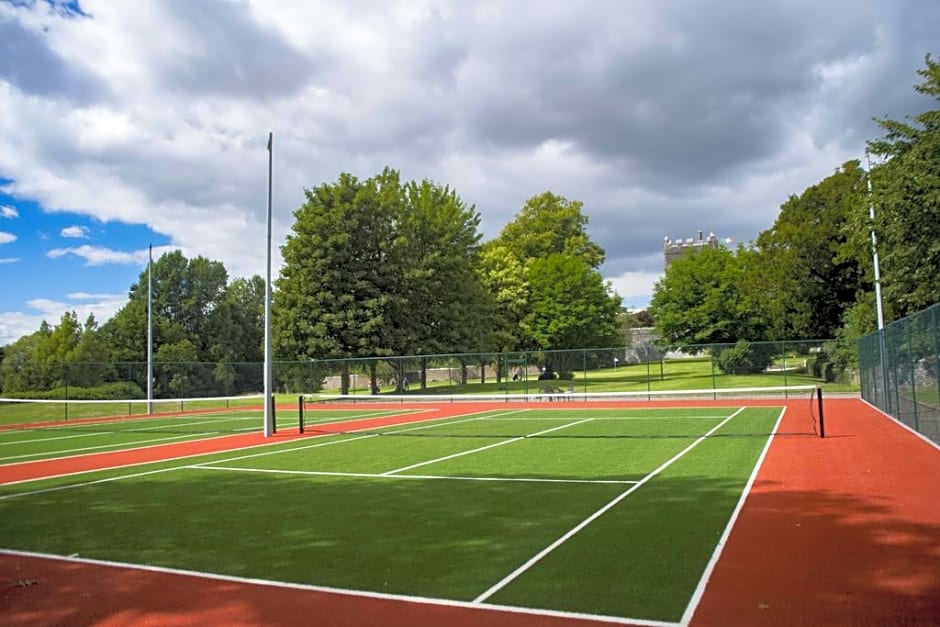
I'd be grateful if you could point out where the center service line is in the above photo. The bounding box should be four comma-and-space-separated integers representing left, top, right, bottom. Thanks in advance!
473, 407, 748, 604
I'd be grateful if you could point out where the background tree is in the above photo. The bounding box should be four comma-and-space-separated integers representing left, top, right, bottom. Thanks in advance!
521, 254, 621, 350
750, 161, 868, 340
275, 169, 490, 391
495, 191, 605, 268
100, 251, 264, 395
649, 245, 766, 347
274, 170, 403, 393
868, 54, 940, 317
477, 242, 528, 353
481, 191, 617, 356
395, 179, 487, 358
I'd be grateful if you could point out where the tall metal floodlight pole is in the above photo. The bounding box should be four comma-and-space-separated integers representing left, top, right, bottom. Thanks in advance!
147, 243, 153, 414
264, 132, 274, 437
865, 148, 888, 403
865, 149, 886, 331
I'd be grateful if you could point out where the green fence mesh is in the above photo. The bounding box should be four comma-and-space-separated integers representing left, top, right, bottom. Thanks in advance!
859, 302, 940, 444
2, 339, 855, 401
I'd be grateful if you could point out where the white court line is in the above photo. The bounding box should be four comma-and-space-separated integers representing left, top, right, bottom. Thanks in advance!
192, 408, 529, 468
465, 414, 734, 421
473, 407, 747, 604
0, 408, 518, 493
0, 409, 259, 435
0, 549, 679, 627
381, 418, 594, 476
303, 408, 422, 424
0, 415, 258, 448
678, 406, 786, 626
0, 431, 102, 446
0, 463, 205, 501
0, 432, 216, 463
190, 464, 639, 485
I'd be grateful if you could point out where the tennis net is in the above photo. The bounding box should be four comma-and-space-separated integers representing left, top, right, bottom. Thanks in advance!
301, 385, 824, 438
0, 394, 269, 435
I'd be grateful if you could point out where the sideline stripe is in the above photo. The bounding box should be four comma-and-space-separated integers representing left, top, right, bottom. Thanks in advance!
191, 465, 639, 485
0, 415, 259, 449
473, 408, 746, 603
678, 406, 786, 625
860, 397, 940, 452
0, 408, 522, 492
381, 418, 594, 475
0, 548, 679, 627
0, 431, 102, 446
0, 432, 216, 462
196, 409, 528, 468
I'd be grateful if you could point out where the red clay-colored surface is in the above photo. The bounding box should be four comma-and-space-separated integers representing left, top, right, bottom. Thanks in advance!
691, 398, 940, 626
2, 398, 939, 626
0, 402, 485, 483
0, 552, 616, 627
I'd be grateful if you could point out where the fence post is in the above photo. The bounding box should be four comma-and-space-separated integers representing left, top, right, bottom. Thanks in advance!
935, 307, 940, 432
582, 349, 587, 394
909, 321, 919, 433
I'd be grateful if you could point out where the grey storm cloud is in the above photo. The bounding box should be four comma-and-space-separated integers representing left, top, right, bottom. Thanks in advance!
0, 14, 107, 104
152, 0, 320, 100
0, 0, 938, 317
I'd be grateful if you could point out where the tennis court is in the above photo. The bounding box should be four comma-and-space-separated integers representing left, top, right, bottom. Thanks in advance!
0, 388, 826, 625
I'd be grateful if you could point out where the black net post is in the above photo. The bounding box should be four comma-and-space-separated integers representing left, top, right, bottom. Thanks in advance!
298, 395, 304, 434
270, 393, 277, 434
817, 386, 825, 438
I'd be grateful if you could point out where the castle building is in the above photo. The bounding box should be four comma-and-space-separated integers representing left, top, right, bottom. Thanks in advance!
662, 231, 726, 267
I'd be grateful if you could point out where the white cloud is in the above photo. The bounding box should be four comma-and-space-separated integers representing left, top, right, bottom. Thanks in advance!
0, 231, 16, 244
0, 0, 936, 347
0, 257, 18, 264
45, 244, 177, 267
47, 244, 147, 265
607, 271, 663, 310
0, 292, 127, 344
60, 225, 90, 238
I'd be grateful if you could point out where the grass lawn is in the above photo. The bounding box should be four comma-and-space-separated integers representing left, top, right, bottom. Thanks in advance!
340, 357, 857, 397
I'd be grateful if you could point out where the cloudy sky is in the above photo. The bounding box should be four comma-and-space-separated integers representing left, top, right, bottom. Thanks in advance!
1, 0, 938, 345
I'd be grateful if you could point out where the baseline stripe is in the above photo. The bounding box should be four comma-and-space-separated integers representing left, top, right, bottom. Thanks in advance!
0, 548, 680, 627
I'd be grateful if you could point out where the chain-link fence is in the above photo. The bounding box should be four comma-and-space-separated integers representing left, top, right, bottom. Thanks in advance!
296, 340, 848, 396
1, 339, 857, 401
859, 302, 940, 444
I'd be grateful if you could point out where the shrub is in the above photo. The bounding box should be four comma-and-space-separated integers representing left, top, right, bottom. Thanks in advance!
715, 340, 775, 375
11, 381, 145, 400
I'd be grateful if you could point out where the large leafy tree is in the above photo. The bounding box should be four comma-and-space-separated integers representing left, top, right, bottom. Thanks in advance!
521, 254, 621, 350
274, 168, 487, 391
100, 251, 264, 395
0, 312, 112, 392
649, 245, 767, 347
481, 191, 616, 352
477, 242, 528, 352
750, 161, 868, 340
396, 179, 488, 357
495, 191, 605, 268
868, 54, 940, 317
274, 169, 403, 366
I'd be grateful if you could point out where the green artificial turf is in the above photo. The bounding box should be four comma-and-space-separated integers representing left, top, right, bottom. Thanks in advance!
0, 404, 783, 622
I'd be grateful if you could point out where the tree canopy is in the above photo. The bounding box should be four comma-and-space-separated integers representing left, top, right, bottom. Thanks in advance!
868, 54, 940, 317
3, 54, 939, 396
